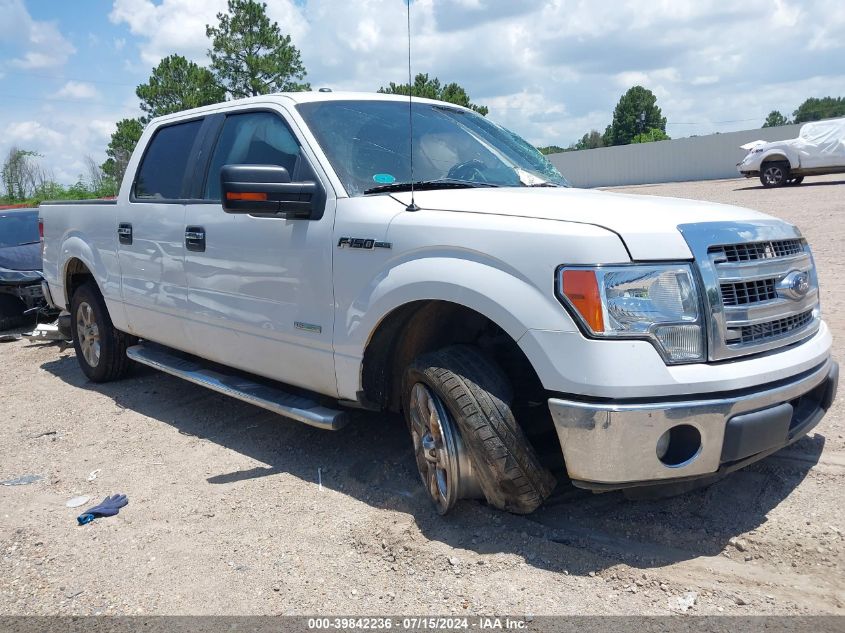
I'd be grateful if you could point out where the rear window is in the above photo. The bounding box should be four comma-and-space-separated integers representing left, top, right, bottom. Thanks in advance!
134, 120, 202, 200
0, 211, 39, 248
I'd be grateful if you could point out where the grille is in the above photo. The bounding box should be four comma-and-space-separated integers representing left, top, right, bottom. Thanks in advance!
709, 239, 803, 262
738, 310, 814, 344
720, 279, 777, 306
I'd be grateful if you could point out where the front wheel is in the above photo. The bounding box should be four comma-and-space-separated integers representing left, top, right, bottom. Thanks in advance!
760, 162, 789, 187
403, 345, 556, 515
70, 281, 136, 382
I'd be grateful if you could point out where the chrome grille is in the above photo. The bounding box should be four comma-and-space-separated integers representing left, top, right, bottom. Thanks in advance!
679, 222, 821, 361
720, 279, 777, 306
710, 238, 803, 263
738, 310, 814, 344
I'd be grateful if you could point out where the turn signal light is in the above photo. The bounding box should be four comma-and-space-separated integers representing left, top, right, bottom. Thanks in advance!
226, 192, 268, 201
561, 269, 604, 332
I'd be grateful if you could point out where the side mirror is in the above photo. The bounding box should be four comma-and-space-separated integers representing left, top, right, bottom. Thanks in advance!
220, 164, 317, 219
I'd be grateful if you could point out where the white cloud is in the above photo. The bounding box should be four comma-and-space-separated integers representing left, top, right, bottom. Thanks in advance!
55, 81, 101, 100
0, 0, 75, 69
109, 0, 306, 66
4, 121, 65, 147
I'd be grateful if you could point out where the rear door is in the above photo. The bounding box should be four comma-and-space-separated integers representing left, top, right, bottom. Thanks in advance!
117, 118, 203, 349
182, 108, 338, 395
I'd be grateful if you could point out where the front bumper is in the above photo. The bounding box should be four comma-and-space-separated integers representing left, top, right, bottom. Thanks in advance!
549, 358, 838, 489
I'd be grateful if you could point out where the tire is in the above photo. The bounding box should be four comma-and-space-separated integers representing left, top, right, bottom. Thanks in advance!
403, 344, 556, 514
0, 294, 34, 331
70, 280, 136, 382
786, 176, 804, 186
760, 161, 789, 187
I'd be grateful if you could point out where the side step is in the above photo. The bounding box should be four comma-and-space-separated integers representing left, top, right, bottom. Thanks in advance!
126, 344, 349, 431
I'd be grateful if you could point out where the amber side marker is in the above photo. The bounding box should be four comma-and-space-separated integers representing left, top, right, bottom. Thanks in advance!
226, 192, 268, 201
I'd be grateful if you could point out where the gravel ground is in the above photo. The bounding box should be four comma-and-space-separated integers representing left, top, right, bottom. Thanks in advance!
1, 175, 843, 616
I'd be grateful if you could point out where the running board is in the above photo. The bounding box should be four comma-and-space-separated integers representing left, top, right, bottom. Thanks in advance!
126, 344, 349, 431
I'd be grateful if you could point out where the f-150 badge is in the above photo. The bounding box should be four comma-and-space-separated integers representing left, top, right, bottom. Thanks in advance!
337, 237, 391, 250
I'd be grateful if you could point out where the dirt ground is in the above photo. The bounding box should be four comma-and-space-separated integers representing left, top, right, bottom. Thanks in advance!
1, 174, 843, 616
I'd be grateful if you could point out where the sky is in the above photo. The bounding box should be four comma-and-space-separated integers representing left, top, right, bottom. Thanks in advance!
1, 0, 843, 185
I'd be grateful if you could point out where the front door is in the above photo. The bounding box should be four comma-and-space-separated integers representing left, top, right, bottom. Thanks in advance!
118, 118, 203, 349
183, 109, 337, 396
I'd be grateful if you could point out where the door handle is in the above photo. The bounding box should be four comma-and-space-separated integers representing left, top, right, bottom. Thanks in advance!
185, 226, 206, 252
118, 223, 132, 245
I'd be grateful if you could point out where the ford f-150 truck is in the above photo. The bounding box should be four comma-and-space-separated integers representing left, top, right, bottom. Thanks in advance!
39, 92, 838, 515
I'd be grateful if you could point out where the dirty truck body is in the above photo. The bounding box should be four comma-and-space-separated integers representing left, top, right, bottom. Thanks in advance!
39, 93, 837, 514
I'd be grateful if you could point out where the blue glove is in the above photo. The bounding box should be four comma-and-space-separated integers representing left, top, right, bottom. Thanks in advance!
77, 494, 128, 525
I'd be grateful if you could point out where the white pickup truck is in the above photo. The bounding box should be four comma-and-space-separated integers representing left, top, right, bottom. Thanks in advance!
40, 92, 837, 514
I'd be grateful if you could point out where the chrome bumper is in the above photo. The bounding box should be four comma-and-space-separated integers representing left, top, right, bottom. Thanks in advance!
549, 358, 838, 487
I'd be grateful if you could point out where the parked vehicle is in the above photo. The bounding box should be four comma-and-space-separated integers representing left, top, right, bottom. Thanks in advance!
39, 92, 837, 514
0, 208, 54, 330
738, 117, 845, 187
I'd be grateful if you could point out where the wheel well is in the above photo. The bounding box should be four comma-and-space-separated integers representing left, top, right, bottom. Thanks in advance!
362, 300, 547, 417
761, 155, 789, 166
64, 258, 94, 307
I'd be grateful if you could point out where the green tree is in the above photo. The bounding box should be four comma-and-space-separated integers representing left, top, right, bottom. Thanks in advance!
631, 128, 671, 143
1, 147, 41, 201
604, 86, 667, 146
136, 54, 225, 123
378, 73, 489, 116
537, 145, 565, 155
573, 130, 606, 150
101, 118, 144, 186
762, 110, 790, 128
207, 0, 309, 98
792, 97, 845, 124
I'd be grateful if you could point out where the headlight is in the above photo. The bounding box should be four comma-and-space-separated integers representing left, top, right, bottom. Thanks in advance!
0, 267, 42, 284
556, 264, 705, 363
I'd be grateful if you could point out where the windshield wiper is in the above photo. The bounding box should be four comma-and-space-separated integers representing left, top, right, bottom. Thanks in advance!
364, 178, 500, 195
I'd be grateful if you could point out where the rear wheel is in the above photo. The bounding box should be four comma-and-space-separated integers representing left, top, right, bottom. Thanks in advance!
760, 161, 789, 187
403, 344, 556, 515
70, 281, 136, 382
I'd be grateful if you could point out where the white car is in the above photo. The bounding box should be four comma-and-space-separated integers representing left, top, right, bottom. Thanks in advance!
738, 117, 845, 187
39, 92, 837, 515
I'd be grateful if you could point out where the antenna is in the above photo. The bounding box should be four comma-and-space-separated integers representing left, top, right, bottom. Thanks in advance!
405, 0, 419, 212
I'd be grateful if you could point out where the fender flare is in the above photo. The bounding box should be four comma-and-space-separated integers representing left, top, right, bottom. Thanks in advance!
59, 234, 108, 305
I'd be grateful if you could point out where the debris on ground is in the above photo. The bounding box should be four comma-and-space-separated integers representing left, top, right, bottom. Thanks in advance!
77, 494, 129, 526
87, 469, 101, 481
670, 591, 698, 613
1, 474, 44, 486
66, 496, 91, 508
22, 322, 69, 342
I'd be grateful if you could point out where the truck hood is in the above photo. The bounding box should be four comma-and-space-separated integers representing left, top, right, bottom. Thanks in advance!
389, 187, 775, 260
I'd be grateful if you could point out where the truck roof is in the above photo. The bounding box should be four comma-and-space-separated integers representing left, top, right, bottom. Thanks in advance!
150, 91, 465, 126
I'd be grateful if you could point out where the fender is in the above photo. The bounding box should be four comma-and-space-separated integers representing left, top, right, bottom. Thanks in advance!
759, 149, 799, 170
333, 256, 581, 401
58, 232, 129, 331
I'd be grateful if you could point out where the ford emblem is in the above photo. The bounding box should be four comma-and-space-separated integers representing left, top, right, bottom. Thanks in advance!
778, 270, 811, 300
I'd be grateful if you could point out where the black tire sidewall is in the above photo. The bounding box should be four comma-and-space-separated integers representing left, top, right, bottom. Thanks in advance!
760, 162, 789, 187
70, 282, 119, 382
403, 345, 554, 514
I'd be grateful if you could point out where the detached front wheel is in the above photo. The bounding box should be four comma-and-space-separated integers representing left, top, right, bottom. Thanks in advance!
403, 345, 556, 515
70, 281, 135, 382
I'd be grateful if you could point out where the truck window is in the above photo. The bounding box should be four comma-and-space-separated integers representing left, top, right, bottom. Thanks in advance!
203, 112, 301, 200
134, 119, 203, 200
